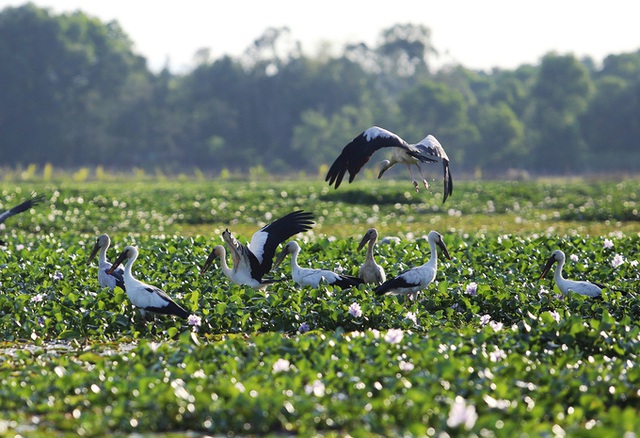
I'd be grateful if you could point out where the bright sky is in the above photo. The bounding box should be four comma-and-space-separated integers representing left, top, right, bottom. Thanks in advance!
2, 0, 639, 73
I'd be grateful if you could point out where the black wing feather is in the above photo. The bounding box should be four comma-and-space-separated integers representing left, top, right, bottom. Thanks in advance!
106, 267, 126, 290
143, 286, 190, 318
325, 127, 408, 188
332, 274, 365, 289
374, 274, 418, 296
0, 194, 45, 224
253, 210, 315, 278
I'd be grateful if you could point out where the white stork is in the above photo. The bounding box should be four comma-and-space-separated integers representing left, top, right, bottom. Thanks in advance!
325, 126, 453, 203
273, 240, 364, 289
539, 250, 603, 297
357, 228, 386, 285
0, 193, 45, 244
86, 234, 125, 291
375, 230, 451, 300
201, 210, 315, 289
108, 246, 190, 320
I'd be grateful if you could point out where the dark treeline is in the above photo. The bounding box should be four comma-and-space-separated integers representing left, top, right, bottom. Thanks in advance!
2, 4, 640, 177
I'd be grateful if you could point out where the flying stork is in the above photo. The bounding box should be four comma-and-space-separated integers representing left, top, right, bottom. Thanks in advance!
201, 210, 315, 289
375, 230, 451, 301
539, 250, 603, 297
273, 240, 364, 289
0, 193, 45, 245
86, 234, 125, 291
325, 126, 453, 203
107, 246, 191, 320
357, 228, 386, 285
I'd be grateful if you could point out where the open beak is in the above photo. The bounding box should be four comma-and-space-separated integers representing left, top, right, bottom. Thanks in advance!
539, 256, 555, 280
86, 243, 100, 265
107, 250, 127, 275
438, 239, 451, 260
200, 248, 218, 275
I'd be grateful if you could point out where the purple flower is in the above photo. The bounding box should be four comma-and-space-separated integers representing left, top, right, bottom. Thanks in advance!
298, 322, 310, 334
603, 238, 614, 249
31, 293, 45, 303
272, 358, 291, 373
348, 302, 362, 318
611, 254, 625, 268
187, 314, 201, 327
465, 282, 478, 296
52, 271, 63, 281
479, 314, 491, 325
447, 396, 478, 430
384, 328, 404, 345
569, 254, 579, 262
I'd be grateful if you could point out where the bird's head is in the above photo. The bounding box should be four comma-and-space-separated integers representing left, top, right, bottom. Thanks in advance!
539, 250, 564, 280
357, 228, 378, 251
273, 241, 297, 270
107, 246, 137, 274
377, 160, 393, 179
86, 234, 110, 265
428, 230, 451, 260
200, 245, 224, 274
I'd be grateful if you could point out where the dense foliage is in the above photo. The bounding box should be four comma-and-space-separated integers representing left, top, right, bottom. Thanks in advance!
0, 179, 639, 435
1, 4, 640, 175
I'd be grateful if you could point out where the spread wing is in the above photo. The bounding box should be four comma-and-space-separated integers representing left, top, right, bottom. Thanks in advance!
249, 210, 315, 278
0, 194, 45, 224
325, 126, 410, 188
414, 135, 453, 204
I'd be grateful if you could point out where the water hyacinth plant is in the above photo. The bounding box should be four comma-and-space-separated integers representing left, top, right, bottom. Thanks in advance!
0, 178, 639, 435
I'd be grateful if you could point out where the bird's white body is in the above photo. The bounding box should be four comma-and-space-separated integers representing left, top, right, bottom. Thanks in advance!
540, 250, 602, 297
375, 231, 450, 300
210, 245, 267, 289
87, 234, 125, 291
109, 246, 189, 318
358, 228, 386, 285
275, 241, 363, 289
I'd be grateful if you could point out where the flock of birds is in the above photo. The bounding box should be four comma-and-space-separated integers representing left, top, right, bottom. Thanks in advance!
1, 126, 610, 323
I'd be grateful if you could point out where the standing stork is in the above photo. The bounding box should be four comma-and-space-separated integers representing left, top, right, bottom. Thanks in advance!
325, 126, 453, 203
201, 210, 315, 289
539, 250, 603, 297
0, 193, 45, 245
375, 231, 451, 301
357, 228, 386, 285
273, 241, 364, 289
86, 234, 125, 291
108, 246, 190, 320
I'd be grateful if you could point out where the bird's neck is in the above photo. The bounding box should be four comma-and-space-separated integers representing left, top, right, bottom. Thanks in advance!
99, 247, 108, 265
218, 251, 234, 278
366, 240, 376, 262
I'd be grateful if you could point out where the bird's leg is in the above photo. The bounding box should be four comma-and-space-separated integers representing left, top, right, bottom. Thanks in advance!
407, 165, 420, 192
414, 163, 429, 189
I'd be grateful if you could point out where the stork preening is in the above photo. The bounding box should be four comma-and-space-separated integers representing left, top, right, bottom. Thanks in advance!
86, 234, 125, 291
325, 126, 453, 203
357, 228, 386, 285
539, 250, 603, 297
274, 240, 364, 289
108, 246, 191, 320
375, 231, 451, 301
0, 193, 45, 245
201, 210, 315, 289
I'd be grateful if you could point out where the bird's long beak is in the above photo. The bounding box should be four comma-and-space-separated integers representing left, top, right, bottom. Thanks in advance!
539, 256, 555, 280
107, 250, 128, 275
438, 240, 451, 260
357, 234, 370, 252
86, 243, 100, 265
200, 248, 218, 274
273, 248, 288, 271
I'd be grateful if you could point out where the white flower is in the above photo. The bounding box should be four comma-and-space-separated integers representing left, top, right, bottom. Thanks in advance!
465, 282, 478, 296
489, 348, 507, 362
570, 254, 579, 262
31, 293, 45, 303
611, 254, 625, 268
399, 360, 414, 372
405, 311, 417, 324
15, 244, 25, 251
447, 396, 478, 430
272, 358, 291, 373
479, 314, 491, 325
348, 302, 362, 318
384, 328, 404, 345
549, 310, 560, 322
489, 320, 503, 331
630, 260, 639, 267
604, 238, 614, 249
304, 380, 325, 397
